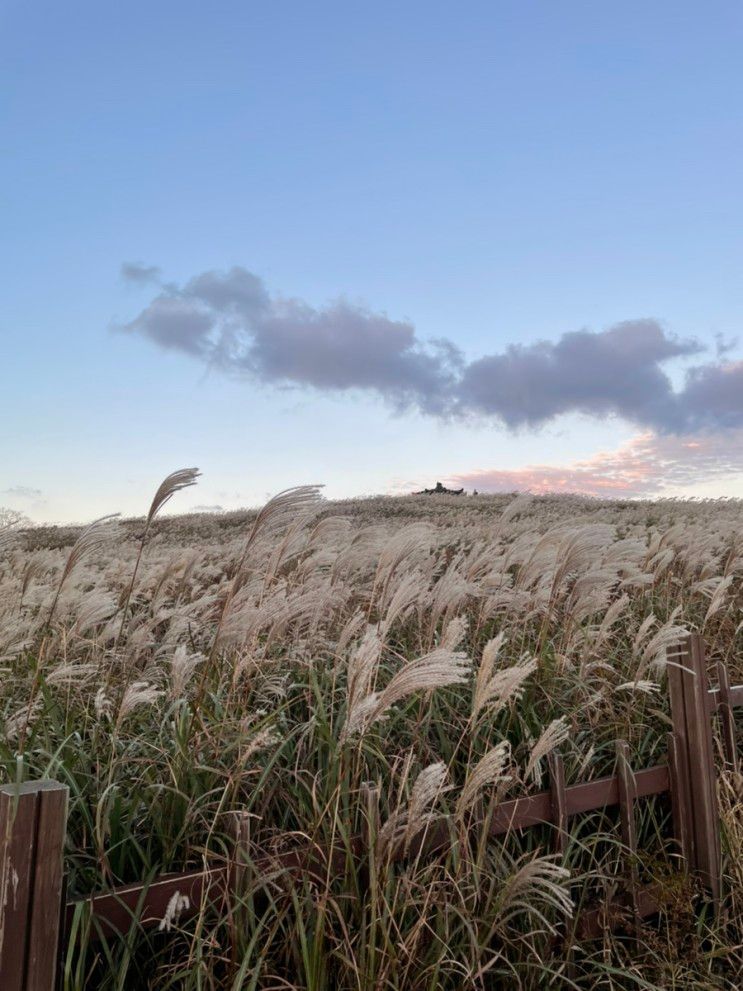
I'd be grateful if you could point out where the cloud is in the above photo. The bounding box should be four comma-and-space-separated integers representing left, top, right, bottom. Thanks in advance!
445, 429, 743, 498
191, 504, 225, 513
117, 267, 460, 414
680, 361, 743, 430
457, 321, 702, 431
121, 262, 162, 285
117, 264, 743, 432
2, 486, 44, 501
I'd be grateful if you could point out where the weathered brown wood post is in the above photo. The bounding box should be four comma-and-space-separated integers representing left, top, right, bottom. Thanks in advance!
666, 634, 721, 905
0, 780, 69, 991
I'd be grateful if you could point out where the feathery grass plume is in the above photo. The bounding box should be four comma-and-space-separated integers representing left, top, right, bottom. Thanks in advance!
237, 485, 324, 572
116, 469, 200, 648
335, 610, 366, 661
494, 853, 573, 931
494, 493, 533, 538
371, 522, 433, 611
378, 571, 423, 641
71, 592, 117, 636
637, 618, 688, 676
158, 891, 190, 932
47, 514, 121, 626
524, 717, 570, 783
169, 644, 203, 700
346, 626, 383, 718
594, 593, 630, 646
3, 698, 43, 741
615, 680, 660, 695
456, 740, 511, 819
94, 687, 112, 720
146, 468, 202, 524
343, 646, 471, 739
116, 680, 163, 727
377, 761, 450, 858
473, 634, 536, 721
442, 614, 468, 650
704, 574, 736, 624
45, 662, 98, 687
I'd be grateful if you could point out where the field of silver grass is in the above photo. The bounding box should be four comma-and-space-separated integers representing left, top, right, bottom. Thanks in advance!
1, 474, 742, 990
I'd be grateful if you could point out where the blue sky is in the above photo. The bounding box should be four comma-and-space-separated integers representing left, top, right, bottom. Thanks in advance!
3, 1, 743, 522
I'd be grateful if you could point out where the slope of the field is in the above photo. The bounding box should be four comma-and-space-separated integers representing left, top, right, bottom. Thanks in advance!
1, 490, 741, 989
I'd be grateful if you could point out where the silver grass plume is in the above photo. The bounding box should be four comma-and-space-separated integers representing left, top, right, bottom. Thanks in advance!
116, 680, 163, 727
47, 514, 121, 626
146, 468, 201, 524
377, 762, 450, 858
615, 680, 660, 695
238, 485, 324, 569
116, 469, 200, 648
473, 634, 536, 721
346, 626, 383, 717
524, 717, 570, 783
456, 740, 511, 820
494, 853, 573, 932
169, 645, 204, 700
343, 646, 471, 740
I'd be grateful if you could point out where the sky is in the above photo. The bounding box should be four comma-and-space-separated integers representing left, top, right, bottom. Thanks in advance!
2, 0, 743, 523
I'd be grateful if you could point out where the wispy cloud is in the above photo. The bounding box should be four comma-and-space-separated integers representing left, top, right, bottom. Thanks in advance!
2, 486, 44, 501
117, 263, 743, 433
445, 430, 743, 498
121, 262, 162, 285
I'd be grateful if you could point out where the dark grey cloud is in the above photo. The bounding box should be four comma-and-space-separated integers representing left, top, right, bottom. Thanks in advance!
117, 265, 743, 433
121, 262, 162, 285
457, 320, 702, 431
117, 267, 460, 414
681, 361, 743, 430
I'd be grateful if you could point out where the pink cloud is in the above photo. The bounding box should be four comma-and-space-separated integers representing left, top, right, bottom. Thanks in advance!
442, 430, 743, 498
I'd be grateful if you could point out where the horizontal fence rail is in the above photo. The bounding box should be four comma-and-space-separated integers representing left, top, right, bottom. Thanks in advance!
64, 761, 673, 942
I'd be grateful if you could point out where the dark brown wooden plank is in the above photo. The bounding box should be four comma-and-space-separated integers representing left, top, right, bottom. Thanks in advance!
667, 641, 697, 869
685, 636, 721, 905
25, 783, 68, 991
666, 732, 692, 866
0, 786, 39, 991
616, 740, 639, 926
548, 753, 568, 856
65, 867, 229, 940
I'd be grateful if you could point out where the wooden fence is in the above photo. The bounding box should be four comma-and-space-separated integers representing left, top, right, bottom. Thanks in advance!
0, 634, 739, 989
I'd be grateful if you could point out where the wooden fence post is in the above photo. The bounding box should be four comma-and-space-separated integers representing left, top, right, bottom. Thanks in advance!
666, 634, 721, 905
615, 740, 639, 928
547, 753, 568, 857
0, 780, 68, 991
